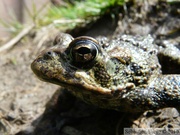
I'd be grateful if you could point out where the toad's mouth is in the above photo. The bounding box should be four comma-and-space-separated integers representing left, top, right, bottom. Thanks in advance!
31, 58, 112, 95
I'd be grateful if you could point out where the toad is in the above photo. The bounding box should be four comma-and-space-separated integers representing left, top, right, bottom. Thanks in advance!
31, 33, 180, 112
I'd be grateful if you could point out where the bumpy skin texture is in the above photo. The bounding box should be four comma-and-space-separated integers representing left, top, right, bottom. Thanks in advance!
31, 33, 180, 112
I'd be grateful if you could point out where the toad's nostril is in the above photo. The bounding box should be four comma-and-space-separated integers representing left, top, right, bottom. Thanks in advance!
47, 51, 53, 56
43, 51, 54, 60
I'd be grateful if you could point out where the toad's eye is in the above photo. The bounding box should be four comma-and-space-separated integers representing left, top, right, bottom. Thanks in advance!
68, 36, 100, 69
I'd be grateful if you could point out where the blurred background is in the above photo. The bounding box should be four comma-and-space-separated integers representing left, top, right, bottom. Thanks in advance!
0, 0, 49, 37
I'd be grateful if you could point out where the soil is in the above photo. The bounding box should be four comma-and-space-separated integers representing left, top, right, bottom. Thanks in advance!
0, 0, 179, 135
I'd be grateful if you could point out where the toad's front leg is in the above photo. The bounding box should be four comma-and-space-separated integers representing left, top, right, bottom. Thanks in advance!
123, 75, 180, 112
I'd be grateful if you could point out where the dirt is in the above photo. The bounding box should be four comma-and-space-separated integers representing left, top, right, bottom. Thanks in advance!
0, 0, 179, 135
0, 29, 58, 134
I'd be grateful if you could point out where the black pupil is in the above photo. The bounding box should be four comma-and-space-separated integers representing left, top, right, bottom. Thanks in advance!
73, 44, 95, 63
77, 47, 91, 54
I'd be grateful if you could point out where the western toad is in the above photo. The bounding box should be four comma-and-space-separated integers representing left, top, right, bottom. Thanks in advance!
31, 33, 180, 112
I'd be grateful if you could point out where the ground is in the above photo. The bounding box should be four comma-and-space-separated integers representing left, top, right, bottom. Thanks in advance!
0, 0, 179, 135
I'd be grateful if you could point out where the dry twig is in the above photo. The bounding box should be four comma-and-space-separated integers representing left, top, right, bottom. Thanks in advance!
0, 24, 35, 52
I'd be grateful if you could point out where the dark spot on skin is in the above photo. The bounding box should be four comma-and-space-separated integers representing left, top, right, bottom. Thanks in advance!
129, 62, 142, 75
64, 70, 76, 79
111, 90, 121, 97
113, 79, 118, 86
149, 50, 157, 55
36, 58, 42, 62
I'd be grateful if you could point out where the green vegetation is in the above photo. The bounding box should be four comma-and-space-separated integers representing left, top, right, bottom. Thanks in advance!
38, 0, 125, 30
1, 0, 179, 36
0, 0, 125, 35
0, 14, 23, 36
